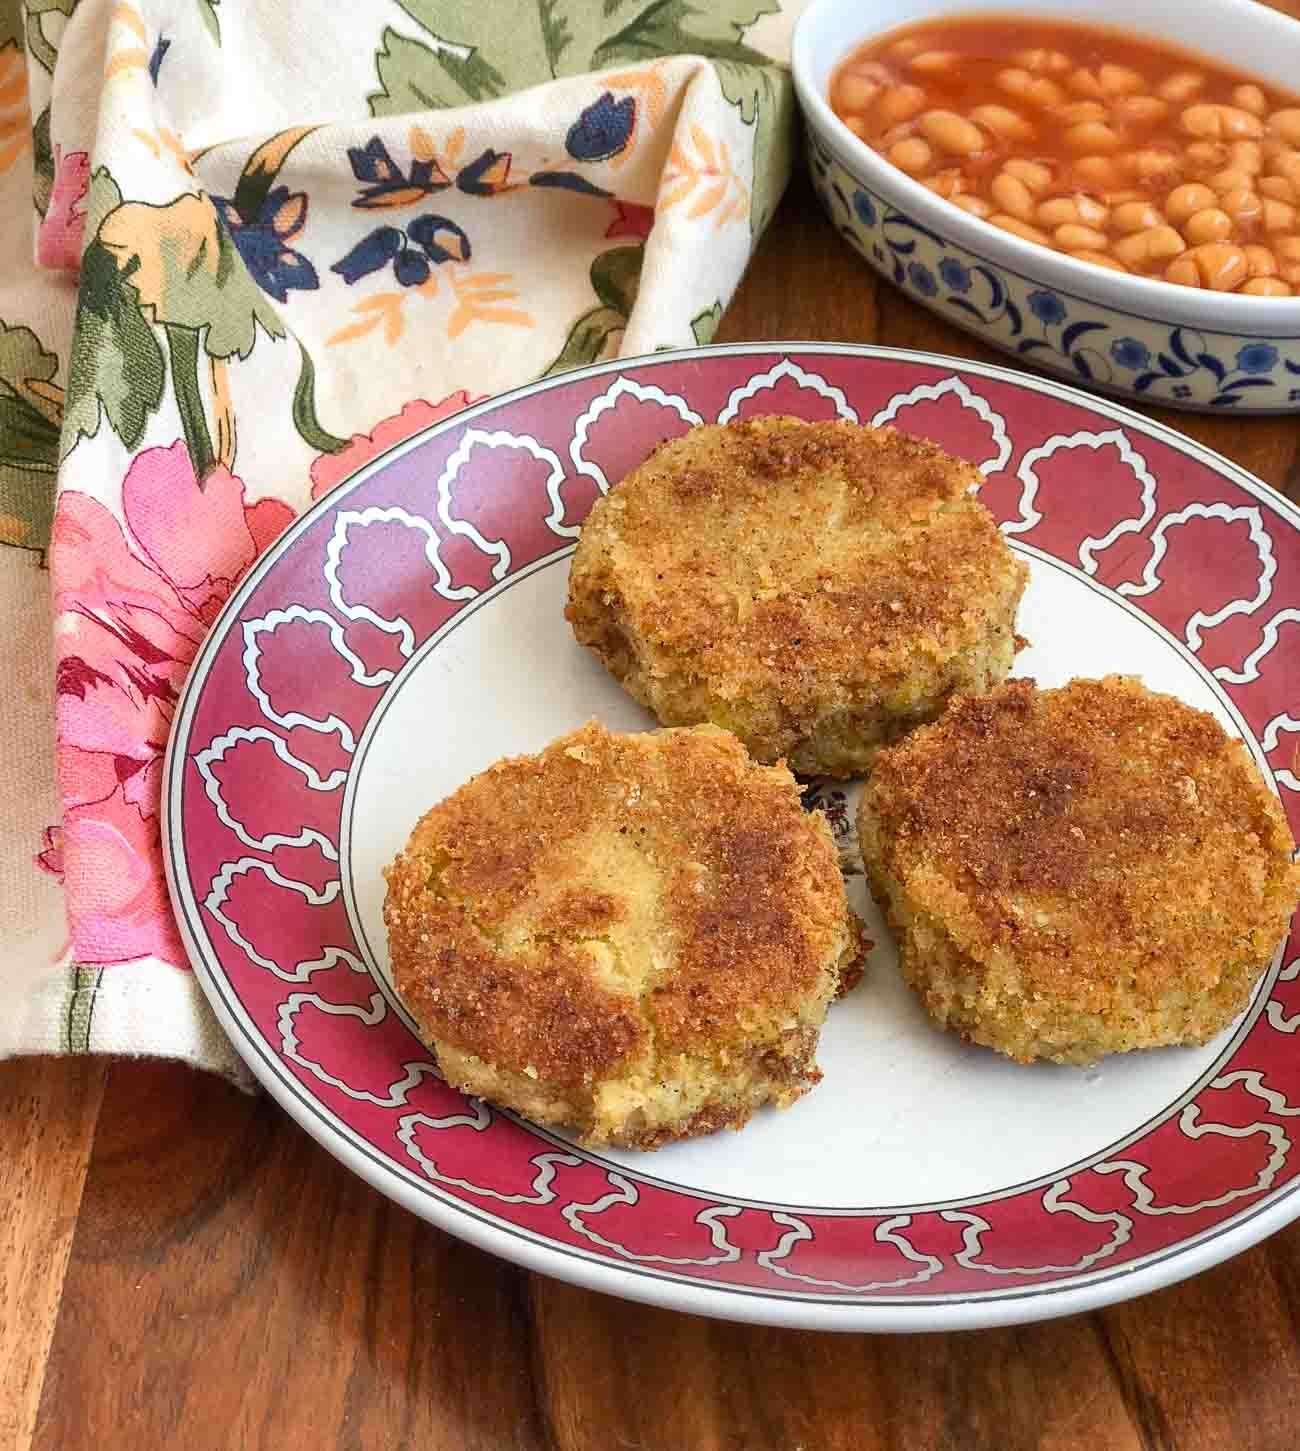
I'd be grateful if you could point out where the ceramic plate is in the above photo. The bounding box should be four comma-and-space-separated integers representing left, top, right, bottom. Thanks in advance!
163, 345, 1300, 1332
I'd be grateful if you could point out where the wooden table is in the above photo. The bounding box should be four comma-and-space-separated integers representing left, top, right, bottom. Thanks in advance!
7, 157, 1300, 1451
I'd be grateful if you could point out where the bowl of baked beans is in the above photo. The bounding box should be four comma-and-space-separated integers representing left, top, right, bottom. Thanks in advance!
792, 0, 1300, 411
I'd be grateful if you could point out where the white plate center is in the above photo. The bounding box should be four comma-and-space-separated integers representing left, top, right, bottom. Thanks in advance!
346, 547, 1256, 1209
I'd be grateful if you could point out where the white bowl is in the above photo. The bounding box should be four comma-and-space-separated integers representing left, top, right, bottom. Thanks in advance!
792, 0, 1300, 412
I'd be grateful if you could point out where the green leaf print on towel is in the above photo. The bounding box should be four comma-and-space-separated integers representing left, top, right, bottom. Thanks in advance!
370, 0, 780, 114
543, 243, 642, 376
63, 172, 166, 458
0, 321, 62, 552
712, 57, 793, 237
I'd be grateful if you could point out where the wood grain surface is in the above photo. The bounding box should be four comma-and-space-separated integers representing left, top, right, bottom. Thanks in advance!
7, 9, 1300, 1441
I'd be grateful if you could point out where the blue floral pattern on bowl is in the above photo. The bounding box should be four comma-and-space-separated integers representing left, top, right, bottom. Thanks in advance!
807, 134, 1300, 413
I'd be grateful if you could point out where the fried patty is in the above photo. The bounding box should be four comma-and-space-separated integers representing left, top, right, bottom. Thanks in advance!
384, 721, 866, 1148
858, 676, 1300, 1065
566, 417, 1028, 777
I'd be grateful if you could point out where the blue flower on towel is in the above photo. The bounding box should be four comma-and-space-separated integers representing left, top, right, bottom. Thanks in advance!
332, 215, 470, 288
212, 186, 318, 302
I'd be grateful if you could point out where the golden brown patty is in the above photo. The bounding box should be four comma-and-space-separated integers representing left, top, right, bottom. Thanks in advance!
566, 417, 1028, 777
858, 676, 1300, 1065
384, 721, 866, 1148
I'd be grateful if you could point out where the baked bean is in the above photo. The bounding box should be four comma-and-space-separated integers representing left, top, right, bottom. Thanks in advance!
1209, 168, 1253, 195
1036, 197, 1076, 227
997, 68, 1062, 107
988, 213, 1053, 244
1014, 47, 1071, 74
1186, 141, 1230, 173
831, 18, 1300, 294
879, 120, 920, 147
1036, 194, 1109, 228
1112, 199, 1164, 233
1055, 222, 1109, 249
876, 84, 928, 126
1182, 103, 1265, 140
1113, 96, 1169, 127
919, 109, 986, 155
1003, 158, 1054, 193
1073, 155, 1123, 188
1068, 248, 1129, 271
1057, 100, 1108, 124
1269, 109, 1300, 145
1065, 120, 1121, 153
1074, 193, 1110, 226
1274, 235, 1300, 282
969, 104, 1036, 139
990, 171, 1036, 219
1178, 241, 1250, 288
1220, 187, 1262, 225
1240, 275, 1292, 294
1068, 68, 1105, 99
910, 50, 960, 74
1184, 206, 1233, 243
1243, 243, 1279, 276
874, 84, 927, 126
835, 73, 879, 112
920, 170, 965, 198
1099, 64, 1145, 97
1113, 224, 1186, 268
1165, 182, 1217, 222
1275, 153, 1300, 187
1229, 141, 1264, 174
1122, 148, 1181, 183
889, 138, 933, 174
1160, 72, 1204, 104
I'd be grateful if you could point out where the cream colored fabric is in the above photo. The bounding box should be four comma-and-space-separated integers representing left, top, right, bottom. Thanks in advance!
1, 0, 804, 1074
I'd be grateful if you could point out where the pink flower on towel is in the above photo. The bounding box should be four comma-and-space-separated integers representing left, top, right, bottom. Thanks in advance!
52, 442, 293, 966
38, 145, 90, 271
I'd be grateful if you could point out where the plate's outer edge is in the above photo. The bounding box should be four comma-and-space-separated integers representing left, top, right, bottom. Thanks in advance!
163, 343, 1300, 1333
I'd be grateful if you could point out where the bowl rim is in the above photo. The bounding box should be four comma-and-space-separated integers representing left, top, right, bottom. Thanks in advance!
790, 0, 1300, 335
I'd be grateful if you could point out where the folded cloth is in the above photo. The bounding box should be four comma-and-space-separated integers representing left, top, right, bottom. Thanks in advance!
0, 0, 801, 1078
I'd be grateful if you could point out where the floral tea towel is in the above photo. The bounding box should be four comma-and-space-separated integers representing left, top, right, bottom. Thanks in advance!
0, 0, 801, 1077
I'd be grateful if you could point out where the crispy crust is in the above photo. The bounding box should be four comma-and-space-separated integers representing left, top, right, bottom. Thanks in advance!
384, 721, 866, 1147
859, 676, 1300, 1064
566, 417, 1028, 776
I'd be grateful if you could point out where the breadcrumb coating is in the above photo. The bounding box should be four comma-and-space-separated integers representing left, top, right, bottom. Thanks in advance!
385, 721, 866, 1147
859, 676, 1300, 1065
566, 417, 1027, 776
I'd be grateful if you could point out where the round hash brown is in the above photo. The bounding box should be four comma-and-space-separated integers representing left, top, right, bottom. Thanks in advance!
858, 676, 1300, 1065
383, 721, 866, 1149
565, 417, 1028, 777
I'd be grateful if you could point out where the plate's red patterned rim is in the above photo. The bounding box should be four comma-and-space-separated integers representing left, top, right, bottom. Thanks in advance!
164, 345, 1300, 1331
